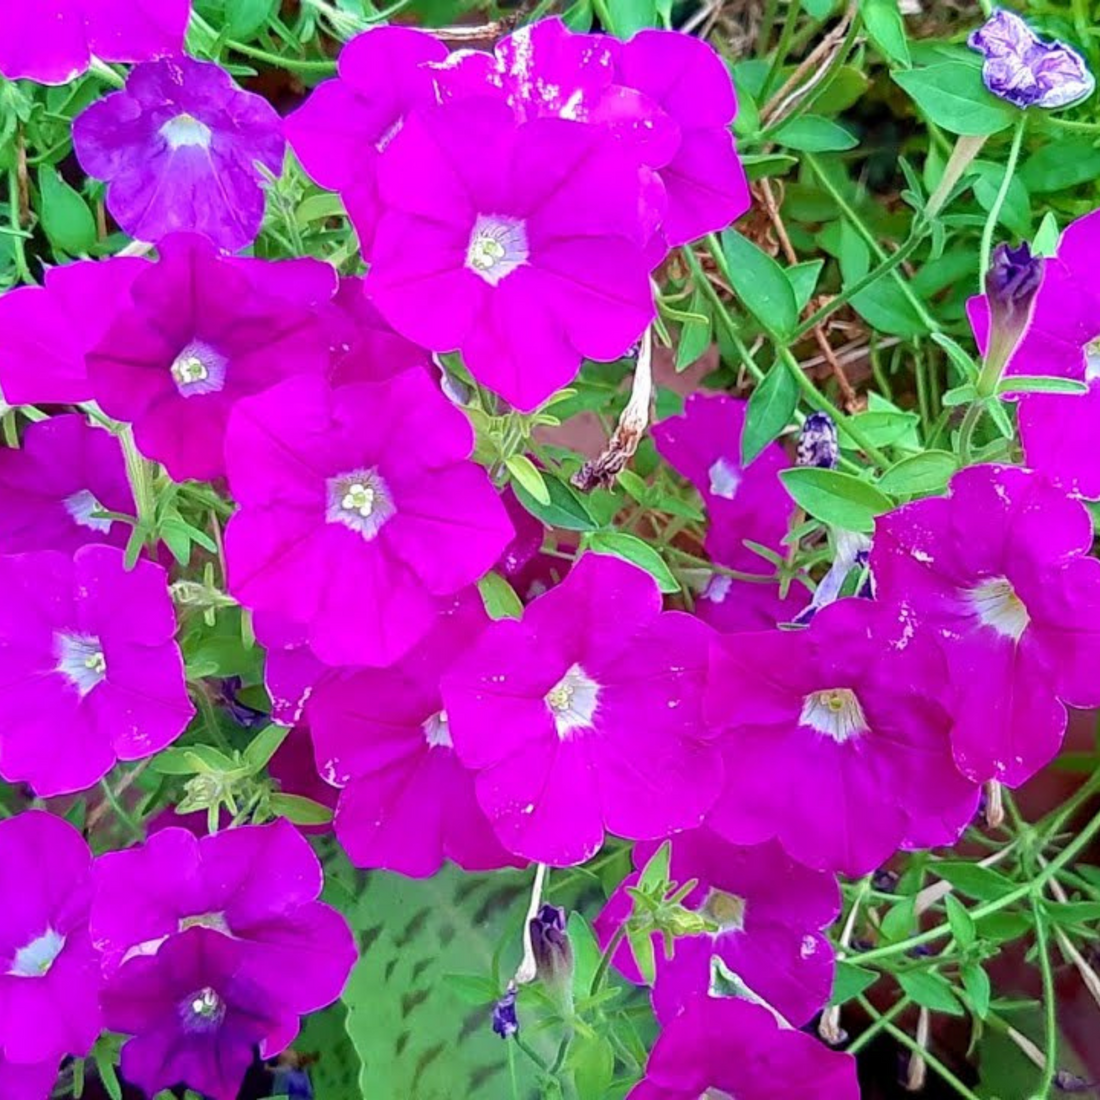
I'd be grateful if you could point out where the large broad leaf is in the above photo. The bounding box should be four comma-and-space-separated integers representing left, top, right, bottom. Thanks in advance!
297, 1003, 362, 1097
893, 63, 1015, 136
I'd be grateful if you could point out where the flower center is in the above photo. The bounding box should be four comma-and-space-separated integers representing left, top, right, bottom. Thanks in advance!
55, 632, 107, 696
325, 468, 395, 541
170, 340, 227, 397
702, 889, 747, 933
63, 488, 112, 533
465, 215, 529, 286
1085, 337, 1100, 381
423, 710, 452, 749
544, 663, 600, 738
707, 458, 740, 500
968, 575, 1030, 641
178, 986, 226, 1033
8, 929, 66, 978
799, 687, 868, 744
179, 911, 230, 935
160, 112, 213, 151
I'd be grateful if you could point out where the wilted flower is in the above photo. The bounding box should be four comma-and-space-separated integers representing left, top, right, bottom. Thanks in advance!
0, 0, 190, 84
367, 97, 654, 412
872, 464, 1100, 787
969, 9, 1094, 110
0, 546, 193, 796
491, 984, 519, 1039
0, 812, 102, 1066
0, 414, 133, 554
796, 412, 839, 469
73, 56, 285, 250
443, 552, 722, 866
224, 370, 514, 666
627, 993, 859, 1100
307, 591, 523, 877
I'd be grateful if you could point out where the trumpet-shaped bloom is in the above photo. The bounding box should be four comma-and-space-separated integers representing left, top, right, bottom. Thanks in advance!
0, 415, 133, 554
367, 97, 654, 412
0, 812, 101, 1066
442, 553, 722, 866
595, 828, 838, 1026
73, 57, 285, 250
627, 994, 859, 1100
705, 598, 979, 875
0, 0, 190, 84
87, 233, 335, 482
0, 546, 193, 796
308, 591, 523, 877
872, 464, 1100, 787
224, 370, 513, 667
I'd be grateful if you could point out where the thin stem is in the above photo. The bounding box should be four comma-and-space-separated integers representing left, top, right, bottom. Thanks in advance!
589, 925, 628, 997
978, 113, 1027, 288
956, 400, 985, 464
226, 39, 336, 73
1031, 897, 1058, 1099
760, 0, 803, 101
845, 996, 911, 1055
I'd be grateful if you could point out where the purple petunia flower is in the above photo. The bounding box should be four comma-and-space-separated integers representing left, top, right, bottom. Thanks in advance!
653, 394, 806, 631
627, 993, 859, 1100
86, 233, 336, 482
367, 97, 654, 412
0, 545, 194, 796
286, 27, 447, 261
308, 591, 524, 877
595, 827, 838, 1026
0, 0, 190, 85
0, 1055, 59, 1100
442, 553, 723, 866
969, 9, 1094, 110
0, 812, 102, 1067
705, 597, 979, 875
0, 414, 133, 554
0, 258, 145, 406
224, 370, 513, 667
872, 464, 1100, 787
73, 56, 285, 251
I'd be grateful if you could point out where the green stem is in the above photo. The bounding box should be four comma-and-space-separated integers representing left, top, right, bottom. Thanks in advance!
1030, 897, 1057, 1099
1039, 767, 1100, 840
225, 39, 336, 73
589, 925, 628, 996
956, 400, 986, 464
846, 995, 911, 1055
759, 0, 803, 101
118, 424, 156, 537
665, 545, 788, 584
978, 112, 1027, 289
7, 162, 33, 285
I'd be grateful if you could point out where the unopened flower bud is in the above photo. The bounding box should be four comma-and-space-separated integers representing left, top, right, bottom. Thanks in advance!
491, 984, 519, 1039
978, 241, 1045, 395
796, 412, 839, 470
530, 904, 574, 1006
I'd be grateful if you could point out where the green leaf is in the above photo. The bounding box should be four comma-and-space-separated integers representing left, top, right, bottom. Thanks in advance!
617, 468, 651, 504
997, 376, 1089, 397
638, 839, 671, 892
742, 153, 798, 181
742, 365, 798, 465
877, 451, 958, 496
505, 453, 550, 505
897, 971, 966, 1016
721, 230, 799, 339
442, 973, 500, 1006
241, 724, 289, 774
973, 162, 1032, 238
812, 66, 870, 113
1021, 138, 1100, 194
880, 896, 916, 942
38, 168, 97, 255
788, 259, 825, 314
570, 1034, 615, 1100
269, 792, 334, 826
604, 0, 656, 37
675, 287, 713, 370
225, 0, 277, 38
931, 332, 979, 383
151, 745, 238, 776
933, 862, 1018, 902
772, 115, 858, 152
297, 1003, 362, 1097
860, 0, 911, 66
846, 408, 920, 449
961, 962, 991, 1019
779, 468, 895, 533
1040, 899, 1100, 926
893, 63, 1016, 136
1032, 211, 1060, 257
850, 279, 930, 338
568, 911, 601, 999
584, 535, 680, 593
513, 476, 597, 532
830, 961, 880, 1005
945, 894, 976, 950
477, 571, 524, 621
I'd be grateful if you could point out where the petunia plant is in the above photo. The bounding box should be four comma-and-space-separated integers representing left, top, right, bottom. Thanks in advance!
3, 1, 1100, 1099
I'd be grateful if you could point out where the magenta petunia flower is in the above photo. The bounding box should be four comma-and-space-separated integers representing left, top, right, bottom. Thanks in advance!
0, 545, 194, 796
0, 258, 145, 406
0, 812, 102, 1067
86, 233, 335, 482
442, 553, 723, 866
0, 1055, 59, 1100
0, 414, 133, 554
256, 614, 325, 728
705, 597, 979, 875
90, 820, 355, 1014
627, 993, 859, 1100
267, 723, 337, 834
102, 926, 298, 1100
1019, 380, 1100, 499
286, 26, 447, 260
367, 97, 654, 412
308, 590, 524, 877
224, 370, 513, 667
872, 464, 1100, 787
0, 0, 190, 84
595, 828, 838, 1026
73, 56, 285, 251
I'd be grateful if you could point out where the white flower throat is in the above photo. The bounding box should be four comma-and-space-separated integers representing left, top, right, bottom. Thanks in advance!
55, 632, 107, 696
800, 687, 868, 743
170, 340, 227, 397
968, 575, 1030, 641
326, 467, 395, 540
465, 215, 529, 286
545, 663, 600, 738
161, 112, 213, 151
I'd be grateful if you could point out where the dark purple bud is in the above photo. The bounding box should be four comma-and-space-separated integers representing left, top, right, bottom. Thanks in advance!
872, 869, 899, 893
530, 904, 574, 1001
796, 412, 839, 470
216, 677, 268, 729
1055, 1071, 1092, 1093
491, 985, 519, 1039
981, 242, 1045, 387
